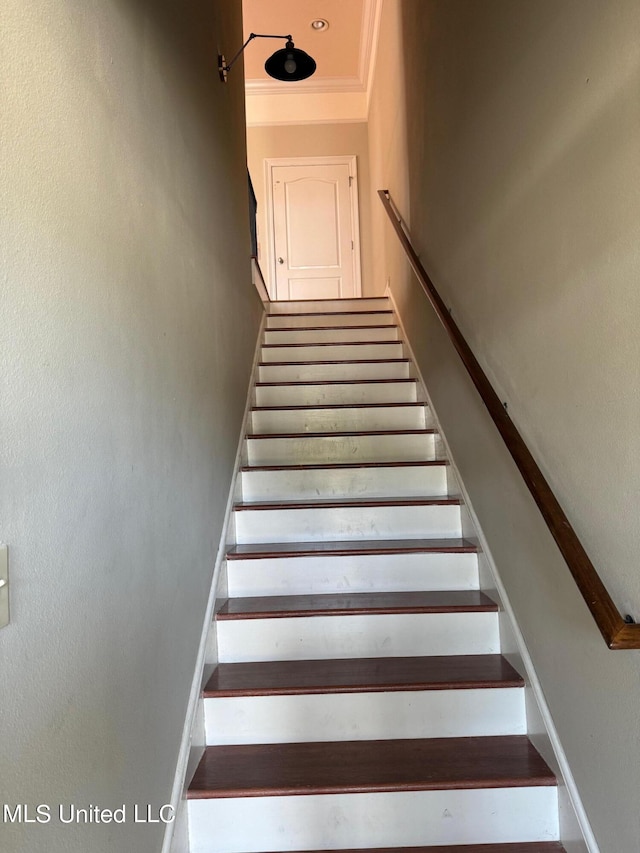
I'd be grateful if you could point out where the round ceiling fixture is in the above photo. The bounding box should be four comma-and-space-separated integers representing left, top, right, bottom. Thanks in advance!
310, 19, 329, 32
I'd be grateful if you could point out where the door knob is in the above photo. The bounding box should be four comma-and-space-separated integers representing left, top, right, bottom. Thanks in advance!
278, 257, 284, 264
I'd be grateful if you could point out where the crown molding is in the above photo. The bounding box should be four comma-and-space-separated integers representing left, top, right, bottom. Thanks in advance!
359, 0, 382, 92
244, 0, 382, 108
247, 117, 366, 128
245, 75, 365, 97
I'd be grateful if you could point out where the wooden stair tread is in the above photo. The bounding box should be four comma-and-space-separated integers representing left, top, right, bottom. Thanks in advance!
234, 496, 460, 512
268, 310, 394, 318
247, 428, 437, 439
216, 590, 497, 620
270, 297, 390, 304
267, 323, 399, 332
226, 537, 477, 559
241, 460, 448, 472
234, 845, 566, 853
187, 736, 556, 798
256, 378, 417, 387
204, 654, 524, 697
252, 402, 425, 411
262, 340, 402, 348
259, 358, 410, 366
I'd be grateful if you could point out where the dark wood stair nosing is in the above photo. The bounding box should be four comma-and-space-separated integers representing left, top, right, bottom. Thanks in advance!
240, 460, 449, 472
187, 736, 557, 799
204, 654, 525, 698
251, 402, 426, 412
269, 297, 390, 304
262, 340, 403, 349
225, 537, 479, 559
216, 590, 498, 620
233, 496, 462, 512
246, 428, 438, 439
255, 378, 417, 387
259, 358, 410, 367
222, 845, 567, 853
265, 323, 399, 333
267, 310, 394, 318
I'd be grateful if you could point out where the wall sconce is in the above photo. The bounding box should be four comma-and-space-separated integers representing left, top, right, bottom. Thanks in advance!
218, 33, 317, 83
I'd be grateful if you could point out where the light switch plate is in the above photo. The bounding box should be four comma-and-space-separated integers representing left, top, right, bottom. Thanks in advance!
0, 544, 8, 629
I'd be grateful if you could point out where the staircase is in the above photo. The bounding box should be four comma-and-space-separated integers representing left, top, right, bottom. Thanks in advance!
187, 297, 565, 853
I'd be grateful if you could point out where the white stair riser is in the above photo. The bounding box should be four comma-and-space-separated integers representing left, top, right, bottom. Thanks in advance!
227, 552, 479, 597
268, 298, 390, 314
188, 786, 559, 853
247, 433, 436, 465
261, 343, 404, 363
258, 361, 410, 383
205, 688, 526, 745
251, 405, 428, 434
241, 463, 447, 501
217, 612, 499, 662
234, 504, 462, 544
267, 312, 395, 329
264, 326, 399, 344
255, 381, 418, 407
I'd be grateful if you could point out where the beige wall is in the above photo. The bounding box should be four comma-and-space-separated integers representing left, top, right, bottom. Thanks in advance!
0, 2, 261, 852
246, 122, 376, 296
369, 1, 640, 851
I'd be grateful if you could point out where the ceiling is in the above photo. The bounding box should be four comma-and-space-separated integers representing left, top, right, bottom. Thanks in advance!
241, 0, 381, 125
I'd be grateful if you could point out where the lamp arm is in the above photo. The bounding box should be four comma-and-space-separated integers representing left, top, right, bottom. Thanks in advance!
224, 33, 293, 73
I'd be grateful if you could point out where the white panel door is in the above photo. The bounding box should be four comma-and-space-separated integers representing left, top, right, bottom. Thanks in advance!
270, 161, 361, 301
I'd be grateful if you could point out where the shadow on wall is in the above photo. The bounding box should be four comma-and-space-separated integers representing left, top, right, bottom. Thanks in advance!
400, 0, 640, 339
382, 4, 640, 852
395, 0, 640, 613
104, 0, 250, 248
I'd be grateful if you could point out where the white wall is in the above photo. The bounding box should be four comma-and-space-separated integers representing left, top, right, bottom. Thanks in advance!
368, 2, 640, 851
0, 2, 262, 851
246, 122, 375, 296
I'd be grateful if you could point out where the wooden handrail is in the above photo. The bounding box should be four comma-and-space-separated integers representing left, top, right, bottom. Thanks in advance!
378, 189, 639, 649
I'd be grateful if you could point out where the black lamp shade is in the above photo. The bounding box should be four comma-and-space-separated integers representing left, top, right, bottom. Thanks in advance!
264, 40, 316, 82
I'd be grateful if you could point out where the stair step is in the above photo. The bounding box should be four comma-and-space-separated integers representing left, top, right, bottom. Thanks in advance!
255, 378, 418, 406
251, 402, 429, 434
233, 497, 462, 545
234, 495, 460, 508
262, 341, 404, 361
189, 736, 555, 798
228, 846, 567, 853
240, 459, 447, 501
203, 655, 526, 745
227, 537, 478, 559
268, 298, 390, 314
188, 738, 558, 847
246, 429, 437, 465
258, 358, 411, 383
226, 538, 479, 597
207, 654, 523, 696
264, 325, 400, 344
217, 590, 497, 620
216, 592, 499, 662
267, 311, 396, 329
189, 296, 564, 851
234, 496, 460, 511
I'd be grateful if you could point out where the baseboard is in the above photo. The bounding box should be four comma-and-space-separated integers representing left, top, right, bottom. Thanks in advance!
386, 285, 598, 853
161, 310, 267, 853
